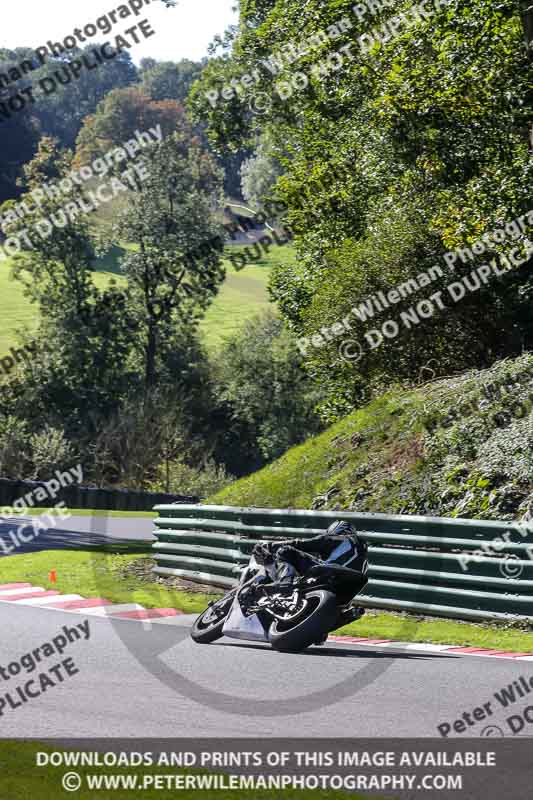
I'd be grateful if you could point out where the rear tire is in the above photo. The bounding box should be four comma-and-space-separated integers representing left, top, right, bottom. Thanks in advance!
268, 590, 337, 653
191, 591, 236, 644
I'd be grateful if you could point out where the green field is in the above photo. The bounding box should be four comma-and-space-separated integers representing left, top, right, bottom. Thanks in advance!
201, 263, 271, 348
0, 266, 38, 355
0, 256, 120, 355
202, 244, 295, 348
0, 243, 293, 356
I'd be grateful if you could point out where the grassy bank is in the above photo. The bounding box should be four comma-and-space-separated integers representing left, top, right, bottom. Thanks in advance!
209, 353, 533, 521
336, 610, 533, 652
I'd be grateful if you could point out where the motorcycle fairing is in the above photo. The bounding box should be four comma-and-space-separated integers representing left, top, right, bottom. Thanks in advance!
222, 596, 268, 641
222, 556, 269, 641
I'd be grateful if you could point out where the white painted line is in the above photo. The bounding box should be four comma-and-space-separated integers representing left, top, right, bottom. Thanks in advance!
0, 587, 44, 597
329, 636, 533, 660
381, 642, 455, 652
15, 594, 83, 606
74, 603, 145, 616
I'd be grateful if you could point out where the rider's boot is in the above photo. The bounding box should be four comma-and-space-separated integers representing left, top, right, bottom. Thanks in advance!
313, 607, 366, 646
336, 606, 366, 628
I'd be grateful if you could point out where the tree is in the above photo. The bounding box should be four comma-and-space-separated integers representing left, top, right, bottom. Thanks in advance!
520, 0, 533, 147
75, 87, 186, 165
0, 113, 39, 203
140, 60, 203, 103
193, 0, 533, 420
6, 137, 137, 435
240, 133, 283, 207
116, 130, 225, 392
214, 311, 324, 466
0, 417, 30, 478
89, 394, 186, 489
33, 47, 138, 149
0, 48, 40, 202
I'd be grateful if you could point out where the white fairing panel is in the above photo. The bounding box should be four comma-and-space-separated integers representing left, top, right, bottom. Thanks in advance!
222, 596, 268, 641
222, 555, 269, 641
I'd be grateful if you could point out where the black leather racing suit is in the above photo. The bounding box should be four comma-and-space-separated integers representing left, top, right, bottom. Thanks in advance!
253, 532, 368, 585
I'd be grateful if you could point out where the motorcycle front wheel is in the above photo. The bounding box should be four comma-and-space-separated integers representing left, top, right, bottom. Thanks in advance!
191, 590, 236, 644
268, 589, 337, 653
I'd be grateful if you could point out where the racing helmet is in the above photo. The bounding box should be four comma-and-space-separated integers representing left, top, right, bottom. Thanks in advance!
326, 519, 358, 536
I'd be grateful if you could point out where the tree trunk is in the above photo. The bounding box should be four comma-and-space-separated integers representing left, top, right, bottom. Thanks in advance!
520, 0, 533, 148
522, 0, 533, 48
145, 323, 158, 392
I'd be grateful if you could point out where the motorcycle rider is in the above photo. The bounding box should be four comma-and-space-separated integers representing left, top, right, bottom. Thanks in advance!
253, 519, 368, 588
253, 520, 368, 631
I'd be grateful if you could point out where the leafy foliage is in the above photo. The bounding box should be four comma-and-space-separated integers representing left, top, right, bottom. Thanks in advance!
29, 426, 76, 480
74, 86, 186, 165
192, 0, 533, 418
150, 456, 234, 497
140, 59, 203, 103
214, 311, 324, 468
240, 133, 284, 207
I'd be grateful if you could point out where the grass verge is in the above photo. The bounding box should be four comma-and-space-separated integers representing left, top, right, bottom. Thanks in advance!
0, 551, 210, 615
0, 741, 369, 800
335, 609, 533, 652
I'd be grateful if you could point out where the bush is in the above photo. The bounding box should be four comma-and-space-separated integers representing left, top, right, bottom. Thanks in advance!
151, 458, 234, 497
213, 311, 324, 470
0, 416, 31, 478
29, 425, 76, 480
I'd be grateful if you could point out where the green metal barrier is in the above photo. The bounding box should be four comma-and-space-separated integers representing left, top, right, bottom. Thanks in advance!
153, 504, 533, 622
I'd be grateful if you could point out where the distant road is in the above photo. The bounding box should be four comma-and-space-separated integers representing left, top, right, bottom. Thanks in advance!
0, 515, 154, 556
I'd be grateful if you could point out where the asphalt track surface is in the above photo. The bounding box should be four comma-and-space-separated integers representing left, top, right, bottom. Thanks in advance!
1, 603, 531, 739
0, 515, 154, 555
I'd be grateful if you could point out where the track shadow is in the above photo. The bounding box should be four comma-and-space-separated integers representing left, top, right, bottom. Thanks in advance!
215, 640, 457, 659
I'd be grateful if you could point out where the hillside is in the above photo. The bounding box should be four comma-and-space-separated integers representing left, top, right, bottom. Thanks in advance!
210, 353, 533, 521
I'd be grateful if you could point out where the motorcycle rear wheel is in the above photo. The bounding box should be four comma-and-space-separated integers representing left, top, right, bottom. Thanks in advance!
191, 591, 236, 644
268, 589, 337, 653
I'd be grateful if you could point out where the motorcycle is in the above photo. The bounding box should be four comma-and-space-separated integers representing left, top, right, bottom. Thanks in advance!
191, 544, 368, 653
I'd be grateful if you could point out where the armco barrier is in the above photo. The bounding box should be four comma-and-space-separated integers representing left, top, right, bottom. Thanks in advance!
153, 505, 533, 623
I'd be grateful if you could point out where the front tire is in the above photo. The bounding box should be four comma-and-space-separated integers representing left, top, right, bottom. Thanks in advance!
191, 591, 236, 644
268, 590, 337, 653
